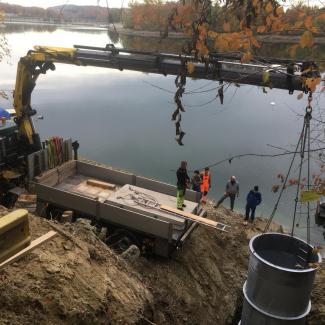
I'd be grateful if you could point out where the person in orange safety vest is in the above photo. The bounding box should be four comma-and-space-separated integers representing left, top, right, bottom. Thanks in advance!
200, 167, 211, 204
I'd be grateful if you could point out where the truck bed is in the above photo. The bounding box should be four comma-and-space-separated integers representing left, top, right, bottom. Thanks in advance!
34, 160, 204, 257
55, 174, 119, 201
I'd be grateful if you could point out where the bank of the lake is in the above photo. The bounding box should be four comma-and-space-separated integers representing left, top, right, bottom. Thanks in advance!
109, 25, 325, 45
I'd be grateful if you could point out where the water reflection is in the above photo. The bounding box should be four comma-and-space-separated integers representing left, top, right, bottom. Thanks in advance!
108, 30, 120, 44
120, 34, 187, 53
255, 43, 325, 68
5, 22, 325, 64
3, 22, 108, 34
3, 22, 57, 33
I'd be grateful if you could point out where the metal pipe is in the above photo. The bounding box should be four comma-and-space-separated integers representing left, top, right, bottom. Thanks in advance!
240, 233, 322, 325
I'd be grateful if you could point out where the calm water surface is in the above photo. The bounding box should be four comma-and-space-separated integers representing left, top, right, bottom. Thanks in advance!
1, 24, 324, 247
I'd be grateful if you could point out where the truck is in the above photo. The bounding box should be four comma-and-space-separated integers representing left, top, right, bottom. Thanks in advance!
33, 159, 204, 257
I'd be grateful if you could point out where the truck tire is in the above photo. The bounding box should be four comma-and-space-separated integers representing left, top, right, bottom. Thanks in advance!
45, 206, 63, 221
106, 229, 140, 253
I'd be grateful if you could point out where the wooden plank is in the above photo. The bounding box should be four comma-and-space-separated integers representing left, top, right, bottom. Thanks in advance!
57, 160, 76, 173
160, 205, 230, 232
0, 231, 57, 270
87, 179, 116, 190
34, 168, 59, 186
18, 194, 37, 203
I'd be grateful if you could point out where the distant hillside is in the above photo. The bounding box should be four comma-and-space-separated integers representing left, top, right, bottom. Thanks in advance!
0, 3, 122, 23
0, 3, 59, 20
50, 5, 121, 23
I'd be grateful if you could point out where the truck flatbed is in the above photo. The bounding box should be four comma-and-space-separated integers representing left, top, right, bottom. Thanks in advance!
34, 160, 205, 257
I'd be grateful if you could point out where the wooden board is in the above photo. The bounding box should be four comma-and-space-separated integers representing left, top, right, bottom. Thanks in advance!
18, 194, 37, 203
58, 160, 77, 183
86, 179, 116, 190
0, 231, 57, 270
34, 169, 59, 186
73, 181, 113, 201
160, 205, 230, 232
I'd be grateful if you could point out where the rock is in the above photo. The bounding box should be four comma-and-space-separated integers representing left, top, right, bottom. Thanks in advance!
63, 242, 73, 251
88, 247, 106, 262
45, 265, 61, 274
121, 245, 141, 263
154, 311, 166, 323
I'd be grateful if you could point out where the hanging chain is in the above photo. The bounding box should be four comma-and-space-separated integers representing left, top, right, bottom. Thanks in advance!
172, 58, 187, 146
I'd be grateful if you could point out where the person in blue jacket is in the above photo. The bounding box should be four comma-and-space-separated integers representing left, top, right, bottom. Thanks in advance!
244, 186, 262, 225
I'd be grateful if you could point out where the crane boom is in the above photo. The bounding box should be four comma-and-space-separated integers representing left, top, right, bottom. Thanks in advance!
13, 44, 317, 150
74, 44, 304, 91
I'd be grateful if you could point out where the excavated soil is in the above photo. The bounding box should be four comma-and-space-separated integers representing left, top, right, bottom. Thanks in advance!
0, 204, 323, 325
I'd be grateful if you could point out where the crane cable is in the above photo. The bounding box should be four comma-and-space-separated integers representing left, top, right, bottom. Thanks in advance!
264, 92, 313, 243
290, 92, 312, 243
307, 93, 312, 245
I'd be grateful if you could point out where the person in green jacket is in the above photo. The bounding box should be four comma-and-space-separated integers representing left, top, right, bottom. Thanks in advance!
176, 161, 190, 210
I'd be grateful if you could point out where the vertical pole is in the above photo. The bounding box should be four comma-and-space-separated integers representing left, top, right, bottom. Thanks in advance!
291, 121, 307, 236
307, 118, 310, 244
306, 93, 312, 245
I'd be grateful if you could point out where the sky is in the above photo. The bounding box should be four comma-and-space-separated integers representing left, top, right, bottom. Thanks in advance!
1, 0, 323, 9
1, 0, 130, 9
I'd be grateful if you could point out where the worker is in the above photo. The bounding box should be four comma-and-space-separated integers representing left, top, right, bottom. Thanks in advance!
215, 176, 239, 211
191, 170, 201, 192
191, 170, 202, 203
244, 186, 262, 225
176, 161, 190, 210
200, 167, 211, 204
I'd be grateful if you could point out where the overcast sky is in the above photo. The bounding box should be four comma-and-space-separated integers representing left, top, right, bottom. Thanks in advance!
2, 1, 130, 9
1, 0, 323, 9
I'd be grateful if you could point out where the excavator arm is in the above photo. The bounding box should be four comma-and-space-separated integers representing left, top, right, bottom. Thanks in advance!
13, 44, 315, 149
13, 47, 79, 149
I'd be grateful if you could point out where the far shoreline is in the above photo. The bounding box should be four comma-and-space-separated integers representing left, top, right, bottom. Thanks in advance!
109, 25, 325, 45
3, 19, 325, 46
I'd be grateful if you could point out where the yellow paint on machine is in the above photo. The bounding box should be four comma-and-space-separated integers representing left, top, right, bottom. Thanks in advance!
0, 209, 31, 263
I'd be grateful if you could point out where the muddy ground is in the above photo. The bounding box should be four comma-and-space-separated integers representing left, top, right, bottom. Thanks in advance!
0, 204, 323, 324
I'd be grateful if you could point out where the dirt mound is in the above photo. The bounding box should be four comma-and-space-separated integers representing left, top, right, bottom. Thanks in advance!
132, 205, 283, 325
0, 204, 323, 325
0, 208, 153, 325
308, 265, 325, 325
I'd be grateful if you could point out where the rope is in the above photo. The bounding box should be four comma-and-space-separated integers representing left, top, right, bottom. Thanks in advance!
264, 92, 314, 243
291, 120, 307, 236
263, 127, 303, 232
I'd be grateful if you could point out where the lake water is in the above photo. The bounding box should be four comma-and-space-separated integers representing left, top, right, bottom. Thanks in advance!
1, 23, 325, 248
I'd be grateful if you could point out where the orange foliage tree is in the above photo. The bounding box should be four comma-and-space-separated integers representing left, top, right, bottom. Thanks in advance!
125, 1, 324, 91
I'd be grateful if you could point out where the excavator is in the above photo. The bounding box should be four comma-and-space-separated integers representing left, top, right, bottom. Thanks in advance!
0, 43, 320, 264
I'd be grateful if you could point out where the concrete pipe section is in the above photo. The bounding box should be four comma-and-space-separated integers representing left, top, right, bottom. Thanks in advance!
240, 233, 322, 325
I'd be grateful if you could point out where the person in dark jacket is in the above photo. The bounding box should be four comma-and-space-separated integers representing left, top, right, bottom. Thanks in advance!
176, 161, 190, 210
191, 170, 202, 203
244, 186, 262, 224
191, 170, 201, 192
